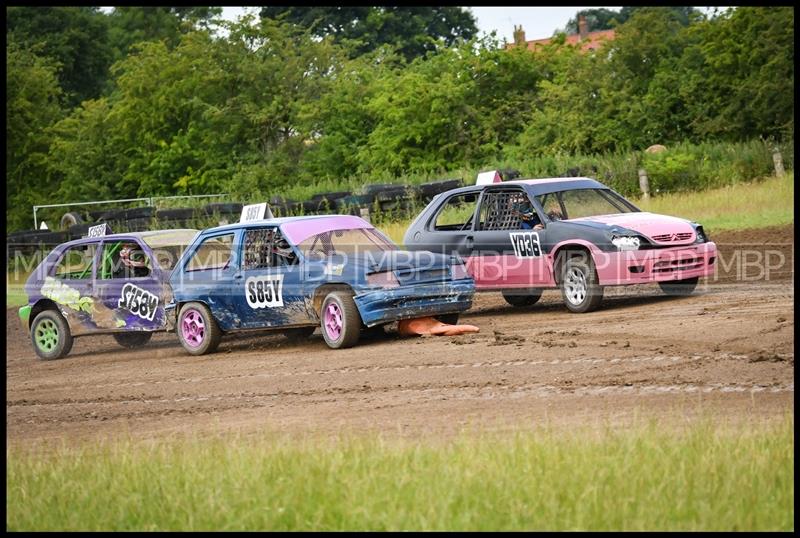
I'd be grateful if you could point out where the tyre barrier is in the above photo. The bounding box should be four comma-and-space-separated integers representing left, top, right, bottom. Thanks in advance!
415, 178, 463, 200
59, 211, 84, 230
204, 202, 243, 216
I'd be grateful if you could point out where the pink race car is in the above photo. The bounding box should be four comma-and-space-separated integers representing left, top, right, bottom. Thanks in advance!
403, 177, 717, 313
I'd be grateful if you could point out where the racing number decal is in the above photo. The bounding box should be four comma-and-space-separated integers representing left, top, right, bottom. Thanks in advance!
118, 283, 159, 321
509, 232, 542, 258
246, 275, 284, 309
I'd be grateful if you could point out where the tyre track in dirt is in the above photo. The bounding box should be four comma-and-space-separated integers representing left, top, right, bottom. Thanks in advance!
6, 226, 794, 443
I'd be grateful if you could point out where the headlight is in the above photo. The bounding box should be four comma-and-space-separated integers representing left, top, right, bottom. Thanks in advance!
451, 263, 469, 280
694, 225, 708, 243
611, 236, 641, 251
366, 271, 400, 288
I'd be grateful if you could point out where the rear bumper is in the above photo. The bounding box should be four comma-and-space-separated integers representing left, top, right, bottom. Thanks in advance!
353, 279, 474, 327
595, 242, 717, 286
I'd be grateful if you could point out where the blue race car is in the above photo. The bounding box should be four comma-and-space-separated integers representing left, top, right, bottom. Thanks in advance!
167, 215, 474, 353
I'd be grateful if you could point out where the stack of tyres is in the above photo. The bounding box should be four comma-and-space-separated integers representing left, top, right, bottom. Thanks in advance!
415, 179, 463, 201
335, 194, 376, 216
204, 202, 243, 225
155, 207, 200, 228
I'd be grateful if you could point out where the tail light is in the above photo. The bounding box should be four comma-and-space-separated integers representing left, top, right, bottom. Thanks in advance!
366, 271, 400, 288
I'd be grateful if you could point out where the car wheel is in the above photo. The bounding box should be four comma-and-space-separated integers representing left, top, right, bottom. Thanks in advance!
559, 251, 604, 313
435, 313, 460, 325
30, 310, 73, 360
320, 291, 361, 349
658, 277, 699, 296
113, 331, 153, 349
284, 326, 316, 340
502, 289, 543, 307
177, 302, 222, 355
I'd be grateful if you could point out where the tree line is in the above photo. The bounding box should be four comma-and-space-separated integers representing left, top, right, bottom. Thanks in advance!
6, 6, 794, 231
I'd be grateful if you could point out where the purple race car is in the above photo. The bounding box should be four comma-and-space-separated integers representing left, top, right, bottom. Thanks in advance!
18, 229, 198, 360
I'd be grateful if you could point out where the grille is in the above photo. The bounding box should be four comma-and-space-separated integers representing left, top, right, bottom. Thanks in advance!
651, 232, 694, 243
396, 268, 449, 283
652, 257, 703, 273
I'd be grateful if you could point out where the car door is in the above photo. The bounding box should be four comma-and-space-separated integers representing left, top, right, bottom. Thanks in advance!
233, 226, 311, 329
470, 186, 552, 289
94, 237, 166, 331
45, 241, 100, 333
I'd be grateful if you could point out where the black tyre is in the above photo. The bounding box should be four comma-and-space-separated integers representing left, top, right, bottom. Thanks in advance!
435, 313, 460, 325
502, 289, 543, 307
320, 291, 362, 349
204, 202, 243, 215
30, 310, 73, 360
60, 211, 84, 230
658, 277, 699, 296
113, 331, 153, 349
558, 251, 604, 313
177, 302, 222, 355
284, 326, 316, 340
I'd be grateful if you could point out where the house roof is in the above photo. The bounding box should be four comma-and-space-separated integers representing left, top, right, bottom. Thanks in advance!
513, 29, 616, 53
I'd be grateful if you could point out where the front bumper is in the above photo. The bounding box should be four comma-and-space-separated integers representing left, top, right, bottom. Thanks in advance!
595, 241, 717, 286
18, 305, 32, 333
353, 279, 474, 327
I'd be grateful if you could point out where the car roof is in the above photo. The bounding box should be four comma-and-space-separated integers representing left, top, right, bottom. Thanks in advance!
437, 177, 608, 198
58, 229, 199, 249
199, 214, 374, 235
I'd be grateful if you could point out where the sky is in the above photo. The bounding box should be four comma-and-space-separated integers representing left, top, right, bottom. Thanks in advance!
219, 7, 619, 43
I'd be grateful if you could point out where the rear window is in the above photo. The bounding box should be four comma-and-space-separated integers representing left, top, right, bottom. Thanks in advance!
185, 233, 234, 272
431, 192, 479, 231
298, 228, 396, 261
53, 243, 96, 280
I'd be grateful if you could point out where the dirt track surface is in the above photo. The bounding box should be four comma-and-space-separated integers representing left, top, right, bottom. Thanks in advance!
6, 226, 794, 444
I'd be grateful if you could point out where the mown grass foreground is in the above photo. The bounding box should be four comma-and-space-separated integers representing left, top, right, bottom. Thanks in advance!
6, 416, 794, 531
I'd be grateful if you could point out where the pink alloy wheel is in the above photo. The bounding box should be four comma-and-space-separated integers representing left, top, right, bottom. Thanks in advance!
181, 308, 206, 348
324, 302, 343, 340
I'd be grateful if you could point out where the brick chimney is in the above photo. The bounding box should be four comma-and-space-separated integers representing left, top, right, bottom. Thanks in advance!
513, 24, 526, 46
578, 14, 588, 40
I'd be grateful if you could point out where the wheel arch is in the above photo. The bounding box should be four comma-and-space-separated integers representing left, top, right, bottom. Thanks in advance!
312, 283, 356, 316
551, 242, 597, 285
29, 299, 63, 330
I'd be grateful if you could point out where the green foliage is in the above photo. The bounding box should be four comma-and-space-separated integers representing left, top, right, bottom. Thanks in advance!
7, 7, 114, 107
259, 7, 478, 61
6, 43, 65, 232
5, 7, 795, 233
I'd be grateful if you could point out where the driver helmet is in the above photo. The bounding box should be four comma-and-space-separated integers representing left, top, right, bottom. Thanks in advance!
119, 243, 147, 268
272, 236, 294, 259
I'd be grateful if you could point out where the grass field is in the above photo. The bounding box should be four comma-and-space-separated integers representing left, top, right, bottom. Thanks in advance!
6, 415, 793, 531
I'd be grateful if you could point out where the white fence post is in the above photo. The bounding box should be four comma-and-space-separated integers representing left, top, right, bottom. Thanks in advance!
638, 169, 650, 200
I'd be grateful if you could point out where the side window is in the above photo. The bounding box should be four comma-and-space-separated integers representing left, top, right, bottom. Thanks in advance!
478, 190, 542, 231
242, 228, 299, 270
242, 228, 275, 270
186, 233, 234, 272
537, 193, 565, 221
99, 241, 152, 279
53, 244, 96, 280
431, 192, 479, 231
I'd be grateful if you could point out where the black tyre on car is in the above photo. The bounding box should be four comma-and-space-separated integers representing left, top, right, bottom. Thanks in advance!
558, 250, 604, 313
176, 302, 222, 355
113, 331, 153, 348
658, 277, 699, 296
502, 289, 543, 307
30, 310, 73, 360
